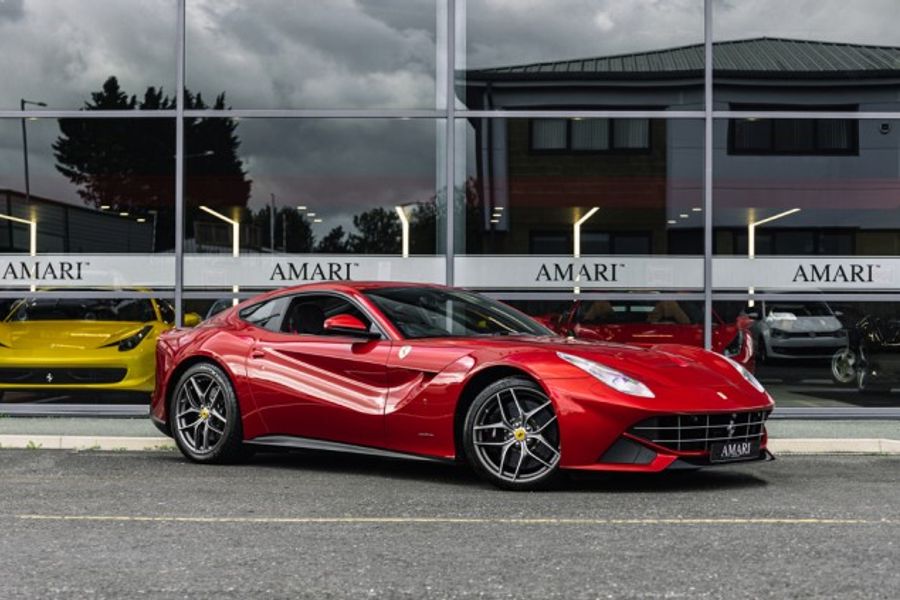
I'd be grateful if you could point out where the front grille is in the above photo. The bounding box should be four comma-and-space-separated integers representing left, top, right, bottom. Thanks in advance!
0, 368, 127, 385
778, 330, 843, 340
770, 345, 843, 356
628, 410, 770, 453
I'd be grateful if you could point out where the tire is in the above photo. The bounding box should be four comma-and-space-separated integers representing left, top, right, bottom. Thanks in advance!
755, 336, 768, 365
857, 368, 892, 396
831, 348, 857, 386
463, 376, 561, 491
169, 362, 250, 464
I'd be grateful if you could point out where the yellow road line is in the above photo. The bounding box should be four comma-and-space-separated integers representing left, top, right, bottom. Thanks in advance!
12, 515, 896, 526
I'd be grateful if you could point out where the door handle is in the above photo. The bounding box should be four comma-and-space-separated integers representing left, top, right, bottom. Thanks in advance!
250, 349, 267, 359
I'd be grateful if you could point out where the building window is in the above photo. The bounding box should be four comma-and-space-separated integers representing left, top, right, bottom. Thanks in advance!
530, 118, 650, 152
728, 105, 858, 156
528, 230, 652, 254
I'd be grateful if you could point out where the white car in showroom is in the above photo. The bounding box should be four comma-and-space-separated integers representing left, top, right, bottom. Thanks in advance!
746, 301, 847, 363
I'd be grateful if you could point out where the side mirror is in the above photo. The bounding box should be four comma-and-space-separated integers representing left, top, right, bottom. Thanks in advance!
183, 312, 203, 328
323, 314, 379, 339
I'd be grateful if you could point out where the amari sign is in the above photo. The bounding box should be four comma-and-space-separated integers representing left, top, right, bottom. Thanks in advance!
1, 254, 897, 291
1, 260, 90, 282
713, 258, 896, 290
455, 257, 704, 290
184, 256, 445, 287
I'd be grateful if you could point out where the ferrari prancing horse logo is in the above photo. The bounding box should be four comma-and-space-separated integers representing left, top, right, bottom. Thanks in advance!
45, 372, 54, 383
398, 345, 412, 360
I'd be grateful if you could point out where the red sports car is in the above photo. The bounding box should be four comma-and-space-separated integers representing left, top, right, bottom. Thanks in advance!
151, 282, 774, 490
539, 300, 756, 372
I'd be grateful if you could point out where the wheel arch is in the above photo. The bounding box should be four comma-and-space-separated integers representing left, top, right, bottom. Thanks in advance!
162, 354, 234, 432
452, 364, 546, 462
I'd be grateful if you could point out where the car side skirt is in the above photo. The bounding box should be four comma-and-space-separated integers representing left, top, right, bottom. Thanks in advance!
246, 435, 455, 464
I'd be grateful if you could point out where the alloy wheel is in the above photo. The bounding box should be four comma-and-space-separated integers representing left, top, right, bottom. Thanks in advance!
174, 372, 229, 454
471, 386, 560, 484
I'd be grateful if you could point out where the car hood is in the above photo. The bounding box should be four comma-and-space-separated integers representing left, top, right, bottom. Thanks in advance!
765, 316, 842, 332
0, 321, 153, 351
468, 335, 747, 391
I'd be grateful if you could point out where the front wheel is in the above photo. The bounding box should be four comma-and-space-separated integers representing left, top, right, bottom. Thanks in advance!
831, 348, 858, 386
170, 362, 250, 464
463, 377, 561, 491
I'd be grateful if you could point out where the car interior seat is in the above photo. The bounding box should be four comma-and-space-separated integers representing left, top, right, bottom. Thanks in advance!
284, 302, 326, 335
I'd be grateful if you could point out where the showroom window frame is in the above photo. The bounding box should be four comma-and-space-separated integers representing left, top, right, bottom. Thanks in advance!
2, 0, 900, 418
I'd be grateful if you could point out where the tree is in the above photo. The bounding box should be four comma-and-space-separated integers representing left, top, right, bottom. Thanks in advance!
53, 76, 251, 252
254, 206, 315, 253
347, 207, 402, 254
316, 226, 350, 253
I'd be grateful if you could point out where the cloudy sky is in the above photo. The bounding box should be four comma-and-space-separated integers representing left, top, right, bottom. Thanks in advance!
0, 0, 897, 238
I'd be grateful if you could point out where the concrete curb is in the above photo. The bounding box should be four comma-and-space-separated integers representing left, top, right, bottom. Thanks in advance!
0, 435, 899, 455
0, 435, 175, 451
769, 438, 900, 455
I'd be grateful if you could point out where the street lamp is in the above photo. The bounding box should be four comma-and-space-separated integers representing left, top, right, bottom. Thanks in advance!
20, 98, 47, 203
199, 205, 240, 306
0, 212, 37, 291
747, 208, 801, 306
573, 207, 599, 258
395, 205, 411, 258
572, 207, 600, 295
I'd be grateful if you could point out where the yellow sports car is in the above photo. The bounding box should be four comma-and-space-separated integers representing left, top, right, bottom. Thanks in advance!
0, 296, 200, 398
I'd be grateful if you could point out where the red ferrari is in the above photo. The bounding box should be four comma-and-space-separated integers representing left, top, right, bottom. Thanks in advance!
151, 282, 774, 490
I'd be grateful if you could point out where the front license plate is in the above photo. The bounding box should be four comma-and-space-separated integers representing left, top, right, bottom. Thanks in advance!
709, 440, 760, 463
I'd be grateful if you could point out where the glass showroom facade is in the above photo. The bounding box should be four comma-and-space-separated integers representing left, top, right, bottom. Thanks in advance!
1, 0, 900, 412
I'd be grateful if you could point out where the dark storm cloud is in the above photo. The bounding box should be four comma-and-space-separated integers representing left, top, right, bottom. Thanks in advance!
2, 0, 898, 219
186, 0, 438, 109
0, 0, 24, 22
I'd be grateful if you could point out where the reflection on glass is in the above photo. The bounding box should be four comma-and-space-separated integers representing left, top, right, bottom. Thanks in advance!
0, 118, 175, 254
713, 120, 900, 257
185, 118, 440, 255
457, 118, 704, 255
459, 0, 704, 110
718, 300, 900, 408
507, 298, 753, 371
713, 0, 900, 112
186, 0, 441, 109
0, 0, 177, 110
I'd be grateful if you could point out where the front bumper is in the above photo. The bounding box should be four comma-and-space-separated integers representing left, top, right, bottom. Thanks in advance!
544, 376, 774, 473
765, 336, 845, 360
0, 347, 156, 393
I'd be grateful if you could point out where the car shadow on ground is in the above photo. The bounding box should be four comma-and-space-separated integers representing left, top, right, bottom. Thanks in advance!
163, 448, 770, 493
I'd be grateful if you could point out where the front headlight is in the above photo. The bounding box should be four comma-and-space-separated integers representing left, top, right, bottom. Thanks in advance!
557, 352, 655, 398
723, 355, 766, 394
103, 325, 154, 352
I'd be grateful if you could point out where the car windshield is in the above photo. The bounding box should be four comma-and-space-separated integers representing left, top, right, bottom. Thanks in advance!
5, 298, 158, 323
577, 300, 704, 325
365, 287, 551, 339
767, 303, 832, 318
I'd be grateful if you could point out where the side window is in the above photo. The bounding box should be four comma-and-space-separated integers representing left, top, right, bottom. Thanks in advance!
239, 296, 291, 332
281, 294, 376, 337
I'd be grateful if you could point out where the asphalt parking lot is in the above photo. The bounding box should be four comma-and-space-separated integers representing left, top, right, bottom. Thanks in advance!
2, 450, 899, 599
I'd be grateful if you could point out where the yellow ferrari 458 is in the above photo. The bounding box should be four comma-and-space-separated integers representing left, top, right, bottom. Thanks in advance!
0, 296, 200, 398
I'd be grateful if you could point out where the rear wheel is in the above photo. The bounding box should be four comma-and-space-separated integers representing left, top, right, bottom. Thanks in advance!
170, 362, 249, 463
463, 377, 561, 491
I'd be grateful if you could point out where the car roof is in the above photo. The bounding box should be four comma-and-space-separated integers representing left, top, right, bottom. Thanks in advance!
239, 281, 454, 306
275, 280, 451, 294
